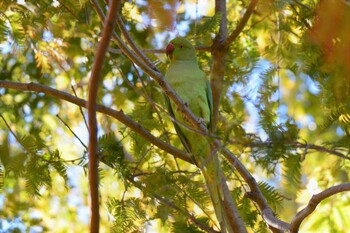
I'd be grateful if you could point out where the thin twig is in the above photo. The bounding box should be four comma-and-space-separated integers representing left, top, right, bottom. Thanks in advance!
244, 140, 350, 160
71, 85, 89, 131
0, 114, 22, 145
56, 114, 87, 149
223, 0, 259, 47
222, 148, 288, 232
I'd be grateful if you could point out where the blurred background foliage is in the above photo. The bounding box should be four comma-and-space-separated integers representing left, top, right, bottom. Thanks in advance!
0, 0, 349, 232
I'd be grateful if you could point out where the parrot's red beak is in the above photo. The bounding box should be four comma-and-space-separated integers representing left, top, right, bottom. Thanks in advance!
166, 43, 175, 58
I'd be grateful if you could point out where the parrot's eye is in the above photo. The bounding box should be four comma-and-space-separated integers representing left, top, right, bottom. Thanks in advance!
180, 45, 183, 48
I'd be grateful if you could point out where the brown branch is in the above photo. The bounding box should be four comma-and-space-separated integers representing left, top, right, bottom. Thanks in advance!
87, 0, 118, 232
207, 3, 249, 228
245, 140, 350, 160
109, 48, 165, 54
223, 0, 259, 48
115, 14, 158, 71
0, 81, 191, 163
108, 46, 211, 54
290, 183, 350, 233
210, 0, 229, 129
222, 148, 289, 232
221, 175, 247, 233
293, 141, 350, 160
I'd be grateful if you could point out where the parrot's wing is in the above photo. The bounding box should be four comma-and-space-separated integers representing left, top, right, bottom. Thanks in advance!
163, 93, 191, 153
206, 79, 213, 130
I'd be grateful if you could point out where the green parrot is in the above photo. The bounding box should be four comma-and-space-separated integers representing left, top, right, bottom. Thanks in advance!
164, 37, 230, 232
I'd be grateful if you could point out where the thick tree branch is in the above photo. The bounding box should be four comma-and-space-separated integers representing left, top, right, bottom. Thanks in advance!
210, 0, 228, 129
289, 183, 350, 233
0, 81, 192, 164
223, 0, 259, 48
222, 148, 289, 232
221, 176, 247, 233
87, 1, 118, 232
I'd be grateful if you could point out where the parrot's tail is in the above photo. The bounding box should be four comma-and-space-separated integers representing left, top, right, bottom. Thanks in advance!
201, 159, 234, 233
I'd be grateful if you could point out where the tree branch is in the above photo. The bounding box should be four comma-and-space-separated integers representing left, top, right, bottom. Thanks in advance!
115, 14, 158, 71
108, 45, 211, 54
210, 0, 229, 129
289, 183, 350, 233
245, 140, 350, 160
223, 0, 259, 48
87, 0, 118, 232
221, 175, 247, 233
293, 141, 350, 160
0, 81, 192, 164
222, 148, 289, 232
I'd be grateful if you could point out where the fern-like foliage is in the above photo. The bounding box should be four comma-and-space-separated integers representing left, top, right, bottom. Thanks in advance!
196, 13, 222, 45
107, 197, 147, 233
257, 181, 285, 211
321, 106, 350, 135
171, 220, 205, 233
282, 154, 301, 189
1, 133, 69, 196
98, 133, 131, 184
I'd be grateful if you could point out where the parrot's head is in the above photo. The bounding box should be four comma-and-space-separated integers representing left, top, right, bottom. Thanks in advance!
166, 37, 196, 61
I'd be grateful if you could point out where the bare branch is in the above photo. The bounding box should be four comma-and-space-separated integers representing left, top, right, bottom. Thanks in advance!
290, 183, 350, 233
223, 0, 259, 48
222, 148, 289, 232
221, 175, 248, 233
293, 141, 350, 160
87, 0, 118, 232
0, 81, 192, 164
108, 45, 211, 54
115, 14, 158, 71
210, 0, 228, 128
245, 140, 350, 160
56, 114, 87, 149
71, 85, 89, 130
215, 0, 228, 43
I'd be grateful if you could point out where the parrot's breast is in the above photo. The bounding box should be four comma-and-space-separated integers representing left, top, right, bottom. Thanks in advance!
165, 61, 210, 124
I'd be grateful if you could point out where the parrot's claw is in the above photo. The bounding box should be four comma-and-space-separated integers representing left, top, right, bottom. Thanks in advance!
198, 117, 207, 125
